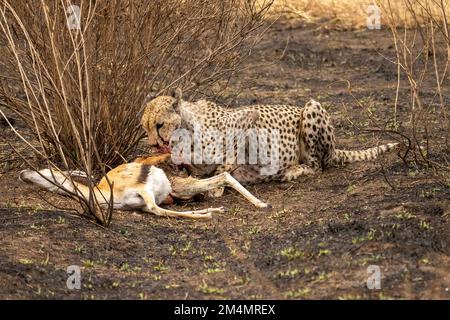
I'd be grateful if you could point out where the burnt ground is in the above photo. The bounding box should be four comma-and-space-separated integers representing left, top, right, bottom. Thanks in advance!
1, 18, 450, 299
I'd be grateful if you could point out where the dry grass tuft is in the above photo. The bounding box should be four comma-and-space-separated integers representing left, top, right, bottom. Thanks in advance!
269, 0, 450, 29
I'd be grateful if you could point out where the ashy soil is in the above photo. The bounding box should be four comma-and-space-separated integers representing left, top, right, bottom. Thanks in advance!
1, 18, 450, 299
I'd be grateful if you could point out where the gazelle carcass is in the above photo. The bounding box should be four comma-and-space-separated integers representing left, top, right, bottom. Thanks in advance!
19, 154, 270, 220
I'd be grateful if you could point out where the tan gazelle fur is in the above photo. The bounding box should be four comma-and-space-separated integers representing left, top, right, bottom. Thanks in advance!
19, 154, 270, 220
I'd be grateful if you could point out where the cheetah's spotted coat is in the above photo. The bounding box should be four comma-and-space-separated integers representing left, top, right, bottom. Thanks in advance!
141, 90, 398, 184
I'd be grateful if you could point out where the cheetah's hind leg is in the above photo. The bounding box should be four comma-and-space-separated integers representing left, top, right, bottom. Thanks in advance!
301, 99, 336, 170
276, 99, 333, 182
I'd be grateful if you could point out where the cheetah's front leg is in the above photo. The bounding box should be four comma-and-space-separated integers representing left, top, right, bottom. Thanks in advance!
280, 164, 317, 182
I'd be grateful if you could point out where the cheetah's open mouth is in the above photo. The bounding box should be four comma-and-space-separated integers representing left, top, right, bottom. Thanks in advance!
157, 144, 171, 154
155, 126, 173, 153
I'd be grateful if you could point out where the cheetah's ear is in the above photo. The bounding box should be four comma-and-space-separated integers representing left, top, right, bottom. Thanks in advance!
172, 88, 182, 100
172, 88, 182, 112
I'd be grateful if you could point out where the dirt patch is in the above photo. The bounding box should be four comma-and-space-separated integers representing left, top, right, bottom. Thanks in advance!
1, 19, 449, 299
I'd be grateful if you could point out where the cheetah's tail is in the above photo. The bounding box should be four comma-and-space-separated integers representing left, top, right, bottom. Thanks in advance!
331, 143, 399, 165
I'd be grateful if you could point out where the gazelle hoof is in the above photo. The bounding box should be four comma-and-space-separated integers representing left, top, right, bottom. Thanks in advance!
192, 212, 213, 219
257, 202, 272, 209
214, 206, 225, 213
204, 206, 224, 214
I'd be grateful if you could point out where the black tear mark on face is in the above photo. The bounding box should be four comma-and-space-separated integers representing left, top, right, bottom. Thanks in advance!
156, 123, 166, 144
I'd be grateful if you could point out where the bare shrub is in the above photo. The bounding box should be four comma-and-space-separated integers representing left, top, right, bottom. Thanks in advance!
0, 0, 272, 225
380, 0, 450, 170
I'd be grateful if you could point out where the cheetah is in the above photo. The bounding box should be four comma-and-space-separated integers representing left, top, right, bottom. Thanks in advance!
141, 89, 398, 184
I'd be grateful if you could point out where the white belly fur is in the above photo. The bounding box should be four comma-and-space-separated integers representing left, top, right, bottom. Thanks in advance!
144, 166, 172, 205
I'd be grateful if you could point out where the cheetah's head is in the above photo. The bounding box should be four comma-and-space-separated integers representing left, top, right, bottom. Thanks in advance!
141, 89, 183, 150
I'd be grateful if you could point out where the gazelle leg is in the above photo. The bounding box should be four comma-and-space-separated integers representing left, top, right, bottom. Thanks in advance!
221, 173, 271, 208
171, 173, 270, 209
139, 191, 222, 220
